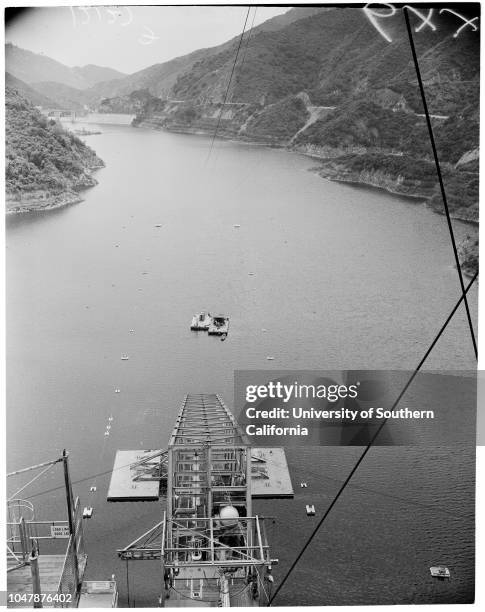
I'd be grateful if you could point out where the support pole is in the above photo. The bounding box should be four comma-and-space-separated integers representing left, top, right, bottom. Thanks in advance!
30, 543, 43, 608
19, 517, 29, 562
62, 450, 80, 590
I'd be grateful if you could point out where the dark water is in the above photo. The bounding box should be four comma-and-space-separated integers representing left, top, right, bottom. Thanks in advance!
6, 122, 477, 605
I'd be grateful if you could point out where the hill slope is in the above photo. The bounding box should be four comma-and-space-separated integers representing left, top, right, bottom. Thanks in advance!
5, 86, 104, 213
5, 72, 58, 108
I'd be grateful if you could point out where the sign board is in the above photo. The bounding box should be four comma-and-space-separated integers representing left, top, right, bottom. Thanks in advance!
50, 524, 70, 538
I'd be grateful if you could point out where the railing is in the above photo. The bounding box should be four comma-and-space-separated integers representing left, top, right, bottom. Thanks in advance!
164, 516, 271, 567
54, 498, 86, 608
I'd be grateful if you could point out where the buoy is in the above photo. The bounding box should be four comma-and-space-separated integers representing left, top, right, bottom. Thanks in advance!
83, 507, 94, 519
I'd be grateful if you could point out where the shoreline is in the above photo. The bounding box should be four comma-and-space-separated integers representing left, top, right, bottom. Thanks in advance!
6, 167, 103, 216
145, 122, 478, 227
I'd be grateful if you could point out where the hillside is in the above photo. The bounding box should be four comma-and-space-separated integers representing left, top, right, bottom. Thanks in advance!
126, 7, 478, 274
5, 72, 58, 108
5, 86, 104, 213
29, 81, 89, 111
59, 7, 333, 105
5, 43, 125, 88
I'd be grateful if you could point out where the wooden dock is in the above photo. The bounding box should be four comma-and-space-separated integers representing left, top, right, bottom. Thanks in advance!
7, 554, 87, 607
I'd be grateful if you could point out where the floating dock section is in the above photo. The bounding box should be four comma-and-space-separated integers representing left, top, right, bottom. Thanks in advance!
107, 450, 166, 502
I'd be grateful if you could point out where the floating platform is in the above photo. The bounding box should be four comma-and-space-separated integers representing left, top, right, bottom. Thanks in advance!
107, 450, 163, 502
208, 314, 229, 335
190, 311, 212, 331
108, 446, 292, 502
430, 566, 451, 579
250, 447, 294, 498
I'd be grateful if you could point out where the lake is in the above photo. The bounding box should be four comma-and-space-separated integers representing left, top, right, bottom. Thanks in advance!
6, 119, 477, 606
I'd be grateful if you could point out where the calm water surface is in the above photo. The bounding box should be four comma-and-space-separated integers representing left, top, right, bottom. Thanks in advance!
6, 121, 477, 605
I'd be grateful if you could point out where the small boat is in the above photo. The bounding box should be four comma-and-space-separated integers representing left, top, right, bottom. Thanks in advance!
104, 431, 110, 437
191, 311, 212, 331
430, 566, 451, 579
106, 425, 111, 431
129, 329, 135, 333
301, 482, 308, 488
306, 505, 316, 516
83, 507, 94, 519
208, 314, 230, 336
233, 224, 241, 228
266, 356, 275, 361
248, 272, 255, 276
115, 389, 121, 393
108, 416, 114, 422
90, 486, 97, 492
154, 224, 162, 228
121, 354, 129, 361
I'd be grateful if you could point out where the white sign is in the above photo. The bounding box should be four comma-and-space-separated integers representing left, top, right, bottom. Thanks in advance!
50, 524, 70, 538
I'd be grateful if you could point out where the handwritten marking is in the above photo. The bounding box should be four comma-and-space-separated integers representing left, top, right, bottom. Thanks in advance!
364, 3, 479, 42
69, 6, 153, 43
439, 9, 479, 38
138, 25, 159, 45
363, 3, 396, 43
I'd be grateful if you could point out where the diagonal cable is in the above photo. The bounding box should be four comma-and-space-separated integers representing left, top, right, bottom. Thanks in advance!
403, 7, 477, 358
206, 6, 251, 163
268, 271, 477, 605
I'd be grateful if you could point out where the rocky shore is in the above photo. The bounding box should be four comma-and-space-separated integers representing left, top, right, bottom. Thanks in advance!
5, 167, 102, 215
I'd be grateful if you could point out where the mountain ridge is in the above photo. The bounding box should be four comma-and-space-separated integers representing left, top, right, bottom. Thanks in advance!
5, 43, 126, 89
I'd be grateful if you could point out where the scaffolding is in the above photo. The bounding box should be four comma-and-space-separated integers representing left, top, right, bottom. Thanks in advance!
117, 394, 277, 606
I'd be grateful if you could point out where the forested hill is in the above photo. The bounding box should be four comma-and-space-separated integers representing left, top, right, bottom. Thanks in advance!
130, 8, 478, 222
5, 87, 104, 213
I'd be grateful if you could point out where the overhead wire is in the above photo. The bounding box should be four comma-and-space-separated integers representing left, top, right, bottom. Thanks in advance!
403, 6, 477, 358
268, 271, 477, 605
206, 6, 251, 163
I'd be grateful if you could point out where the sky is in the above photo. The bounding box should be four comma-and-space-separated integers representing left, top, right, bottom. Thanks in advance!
5, 4, 289, 74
